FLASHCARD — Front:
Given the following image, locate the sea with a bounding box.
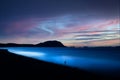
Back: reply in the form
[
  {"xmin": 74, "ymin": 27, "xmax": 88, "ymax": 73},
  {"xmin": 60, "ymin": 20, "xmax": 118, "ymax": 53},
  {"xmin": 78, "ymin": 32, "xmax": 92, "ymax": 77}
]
[{"xmin": 0, "ymin": 47, "xmax": 120, "ymax": 75}]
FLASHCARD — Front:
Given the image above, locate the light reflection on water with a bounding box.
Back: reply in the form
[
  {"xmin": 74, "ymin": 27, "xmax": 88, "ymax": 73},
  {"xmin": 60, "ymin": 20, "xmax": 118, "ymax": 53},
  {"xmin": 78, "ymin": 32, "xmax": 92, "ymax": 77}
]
[
  {"xmin": 1, "ymin": 47, "xmax": 120, "ymax": 74},
  {"xmin": 11, "ymin": 51, "xmax": 46, "ymax": 57}
]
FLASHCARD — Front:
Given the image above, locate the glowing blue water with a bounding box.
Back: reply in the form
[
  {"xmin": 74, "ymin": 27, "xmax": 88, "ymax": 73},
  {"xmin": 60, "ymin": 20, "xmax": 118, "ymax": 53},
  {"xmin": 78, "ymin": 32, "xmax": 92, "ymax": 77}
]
[{"xmin": 1, "ymin": 47, "xmax": 120, "ymax": 74}]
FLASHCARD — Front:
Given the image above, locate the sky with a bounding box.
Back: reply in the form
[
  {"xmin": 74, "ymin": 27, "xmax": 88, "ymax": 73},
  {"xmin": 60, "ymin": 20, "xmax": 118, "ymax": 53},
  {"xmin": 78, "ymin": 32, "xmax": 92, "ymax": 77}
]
[{"xmin": 0, "ymin": 0, "xmax": 120, "ymax": 47}]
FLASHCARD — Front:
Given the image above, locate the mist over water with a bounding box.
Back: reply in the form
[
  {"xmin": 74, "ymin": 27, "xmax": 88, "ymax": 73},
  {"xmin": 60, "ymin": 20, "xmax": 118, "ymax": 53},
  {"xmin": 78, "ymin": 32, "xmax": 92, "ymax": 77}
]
[{"xmin": 1, "ymin": 47, "xmax": 120, "ymax": 74}]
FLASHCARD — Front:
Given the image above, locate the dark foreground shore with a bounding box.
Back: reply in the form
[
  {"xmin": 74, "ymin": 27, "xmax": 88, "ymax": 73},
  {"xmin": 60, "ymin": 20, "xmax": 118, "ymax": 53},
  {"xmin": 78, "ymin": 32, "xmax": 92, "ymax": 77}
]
[{"xmin": 0, "ymin": 49, "xmax": 119, "ymax": 80}]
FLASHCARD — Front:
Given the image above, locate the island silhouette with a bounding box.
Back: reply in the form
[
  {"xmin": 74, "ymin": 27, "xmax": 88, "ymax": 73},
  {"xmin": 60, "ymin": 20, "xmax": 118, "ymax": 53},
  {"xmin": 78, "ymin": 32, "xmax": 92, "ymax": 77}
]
[
  {"xmin": 0, "ymin": 40, "xmax": 65, "ymax": 47},
  {"xmin": 0, "ymin": 40, "xmax": 120, "ymax": 49}
]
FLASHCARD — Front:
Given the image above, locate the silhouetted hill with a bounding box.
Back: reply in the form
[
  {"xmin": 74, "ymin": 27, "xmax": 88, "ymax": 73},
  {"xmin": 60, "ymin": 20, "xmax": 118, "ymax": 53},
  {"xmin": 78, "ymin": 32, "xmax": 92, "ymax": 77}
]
[
  {"xmin": 0, "ymin": 49, "xmax": 107, "ymax": 80},
  {"xmin": 36, "ymin": 40, "xmax": 65, "ymax": 47},
  {"xmin": 0, "ymin": 41, "xmax": 119, "ymax": 49},
  {"xmin": 0, "ymin": 40, "xmax": 65, "ymax": 47}
]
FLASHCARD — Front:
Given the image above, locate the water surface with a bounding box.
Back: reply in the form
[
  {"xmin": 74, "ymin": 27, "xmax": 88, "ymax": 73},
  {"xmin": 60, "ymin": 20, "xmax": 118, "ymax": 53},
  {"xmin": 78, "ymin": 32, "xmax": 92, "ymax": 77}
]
[{"xmin": 1, "ymin": 47, "xmax": 120, "ymax": 75}]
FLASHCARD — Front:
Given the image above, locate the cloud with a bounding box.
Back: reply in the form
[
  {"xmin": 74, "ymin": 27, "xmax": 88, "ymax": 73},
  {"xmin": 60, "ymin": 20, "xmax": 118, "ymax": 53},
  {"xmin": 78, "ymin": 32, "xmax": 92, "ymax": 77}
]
[
  {"xmin": 0, "ymin": 13, "xmax": 119, "ymax": 47},
  {"xmin": 74, "ymin": 38, "xmax": 100, "ymax": 40},
  {"xmin": 57, "ymin": 19, "xmax": 120, "ymax": 46},
  {"xmin": 87, "ymin": 39, "xmax": 120, "ymax": 47}
]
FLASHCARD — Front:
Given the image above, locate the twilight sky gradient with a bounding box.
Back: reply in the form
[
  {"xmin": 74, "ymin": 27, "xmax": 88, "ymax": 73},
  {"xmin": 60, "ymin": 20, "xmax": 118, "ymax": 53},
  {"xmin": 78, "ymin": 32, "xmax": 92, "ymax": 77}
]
[{"xmin": 0, "ymin": 0, "xmax": 120, "ymax": 47}]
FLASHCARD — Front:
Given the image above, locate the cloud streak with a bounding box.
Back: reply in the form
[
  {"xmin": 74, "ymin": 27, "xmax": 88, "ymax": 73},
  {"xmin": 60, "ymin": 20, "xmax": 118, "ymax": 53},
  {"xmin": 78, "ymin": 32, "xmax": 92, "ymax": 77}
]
[{"xmin": 0, "ymin": 15, "xmax": 119, "ymax": 47}]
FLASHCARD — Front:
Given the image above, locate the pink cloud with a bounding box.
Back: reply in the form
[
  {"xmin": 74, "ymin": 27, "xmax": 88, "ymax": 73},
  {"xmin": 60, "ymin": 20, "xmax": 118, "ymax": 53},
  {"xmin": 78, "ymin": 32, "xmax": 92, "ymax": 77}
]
[
  {"xmin": 3, "ymin": 18, "xmax": 44, "ymax": 37},
  {"xmin": 88, "ymin": 39, "xmax": 120, "ymax": 47},
  {"xmin": 95, "ymin": 19, "xmax": 119, "ymax": 29},
  {"xmin": 50, "ymin": 19, "xmax": 119, "ymax": 40}
]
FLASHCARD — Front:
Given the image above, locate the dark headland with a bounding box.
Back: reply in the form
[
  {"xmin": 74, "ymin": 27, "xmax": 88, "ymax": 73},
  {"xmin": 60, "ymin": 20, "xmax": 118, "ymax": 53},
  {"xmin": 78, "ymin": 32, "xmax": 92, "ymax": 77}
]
[
  {"xmin": 0, "ymin": 40, "xmax": 120, "ymax": 49},
  {"xmin": 0, "ymin": 40, "xmax": 65, "ymax": 47},
  {"xmin": 0, "ymin": 49, "xmax": 120, "ymax": 80}
]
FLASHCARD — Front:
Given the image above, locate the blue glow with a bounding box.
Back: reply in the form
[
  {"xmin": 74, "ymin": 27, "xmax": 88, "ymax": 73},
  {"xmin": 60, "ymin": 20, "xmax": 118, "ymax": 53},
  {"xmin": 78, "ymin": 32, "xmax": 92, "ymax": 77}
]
[
  {"xmin": 1, "ymin": 47, "xmax": 120, "ymax": 74},
  {"xmin": 9, "ymin": 50, "xmax": 45, "ymax": 57}
]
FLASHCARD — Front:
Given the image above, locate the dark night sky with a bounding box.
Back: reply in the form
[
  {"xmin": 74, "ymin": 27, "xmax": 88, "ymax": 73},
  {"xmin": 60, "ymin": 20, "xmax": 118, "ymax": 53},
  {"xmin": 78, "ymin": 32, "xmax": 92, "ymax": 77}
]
[{"xmin": 0, "ymin": 0, "xmax": 119, "ymax": 46}]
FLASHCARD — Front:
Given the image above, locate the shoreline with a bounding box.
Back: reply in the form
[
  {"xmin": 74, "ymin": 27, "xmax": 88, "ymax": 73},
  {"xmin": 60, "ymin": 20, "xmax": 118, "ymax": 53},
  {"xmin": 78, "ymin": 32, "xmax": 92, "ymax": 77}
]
[{"xmin": 0, "ymin": 49, "xmax": 119, "ymax": 80}]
